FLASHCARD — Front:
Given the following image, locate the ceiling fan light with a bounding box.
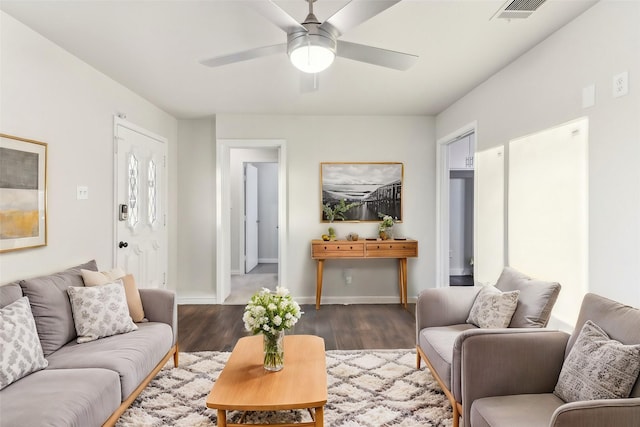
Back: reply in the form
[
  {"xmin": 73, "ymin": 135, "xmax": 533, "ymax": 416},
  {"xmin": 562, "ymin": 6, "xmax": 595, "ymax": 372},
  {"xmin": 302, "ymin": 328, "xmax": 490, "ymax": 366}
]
[
  {"xmin": 288, "ymin": 31, "xmax": 336, "ymax": 74},
  {"xmin": 290, "ymin": 44, "xmax": 335, "ymax": 73}
]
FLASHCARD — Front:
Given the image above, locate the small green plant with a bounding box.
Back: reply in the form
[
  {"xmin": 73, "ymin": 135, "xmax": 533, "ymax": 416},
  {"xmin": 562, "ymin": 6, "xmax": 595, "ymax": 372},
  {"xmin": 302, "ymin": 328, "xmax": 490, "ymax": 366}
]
[
  {"xmin": 377, "ymin": 212, "xmax": 396, "ymax": 231},
  {"xmin": 323, "ymin": 199, "xmax": 360, "ymax": 222}
]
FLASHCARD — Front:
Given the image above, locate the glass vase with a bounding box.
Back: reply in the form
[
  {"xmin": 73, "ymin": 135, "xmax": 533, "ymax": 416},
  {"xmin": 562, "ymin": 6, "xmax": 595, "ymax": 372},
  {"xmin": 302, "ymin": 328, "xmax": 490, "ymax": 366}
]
[
  {"xmin": 263, "ymin": 330, "xmax": 284, "ymax": 372},
  {"xmin": 379, "ymin": 227, "xmax": 393, "ymax": 240}
]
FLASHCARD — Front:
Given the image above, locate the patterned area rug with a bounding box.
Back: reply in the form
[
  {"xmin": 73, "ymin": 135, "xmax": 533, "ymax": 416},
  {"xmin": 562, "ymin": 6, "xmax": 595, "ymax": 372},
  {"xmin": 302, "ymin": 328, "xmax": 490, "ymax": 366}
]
[{"xmin": 117, "ymin": 350, "xmax": 453, "ymax": 426}]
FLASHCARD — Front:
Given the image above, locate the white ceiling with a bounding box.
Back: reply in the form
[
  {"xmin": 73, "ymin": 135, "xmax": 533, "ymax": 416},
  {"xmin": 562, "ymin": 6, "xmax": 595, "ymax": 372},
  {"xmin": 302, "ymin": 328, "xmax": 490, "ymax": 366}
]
[{"xmin": 1, "ymin": 0, "xmax": 598, "ymax": 118}]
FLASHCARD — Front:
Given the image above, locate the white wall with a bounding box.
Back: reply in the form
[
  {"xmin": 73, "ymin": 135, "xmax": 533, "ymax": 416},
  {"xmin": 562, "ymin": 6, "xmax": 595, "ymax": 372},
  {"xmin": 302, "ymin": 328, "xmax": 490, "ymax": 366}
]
[
  {"xmin": 436, "ymin": 1, "xmax": 640, "ymax": 309},
  {"xmin": 217, "ymin": 115, "xmax": 435, "ymax": 304},
  {"xmin": 176, "ymin": 118, "xmax": 216, "ymax": 296},
  {"xmin": 0, "ymin": 12, "xmax": 179, "ymax": 286}
]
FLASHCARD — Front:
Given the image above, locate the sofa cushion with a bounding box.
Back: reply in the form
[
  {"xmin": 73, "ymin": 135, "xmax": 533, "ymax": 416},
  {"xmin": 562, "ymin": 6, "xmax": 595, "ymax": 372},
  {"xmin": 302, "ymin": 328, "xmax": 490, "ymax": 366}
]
[
  {"xmin": 46, "ymin": 322, "xmax": 173, "ymax": 399},
  {"xmin": 0, "ymin": 367, "xmax": 120, "ymax": 427},
  {"xmin": 19, "ymin": 260, "xmax": 98, "ymax": 356},
  {"xmin": 467, "ymin": 285, "xmax": 520, "ymax": 329},
  {"xmin": 419, "ymin": 324, "xmax": 477, "ymax": 390},
  {"xmin": 471, "ymin": 393, "xmax": 564, "ymax": 427},
  {"xmin": 554, "ymin": 320, "xmax": 640, "ymax": 402},
  {"xmin": 67, "ymin": 282, "xmax": 138, "ymax": 343},
  {"xmin": 81, "ymin": 269, "xmax": 146, "ymax": 322},
  {"xmin": 495, "ymin": 267, "xmax": 561, "ymax": 328},
  {"xmin": 0, "ymin": 297, "xmax": 48, "ymax": 389},
  {"xmin": 0, "ymin": 282, "xmax": 23, "ymax": 308}
]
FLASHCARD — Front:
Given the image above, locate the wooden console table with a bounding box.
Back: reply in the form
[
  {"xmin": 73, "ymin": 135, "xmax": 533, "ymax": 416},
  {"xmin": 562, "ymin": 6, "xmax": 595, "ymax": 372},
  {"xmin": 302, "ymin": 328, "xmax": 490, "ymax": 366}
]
[{"xmin": 311, "ymin": 239, "xmax": 418, "ymax": 310}]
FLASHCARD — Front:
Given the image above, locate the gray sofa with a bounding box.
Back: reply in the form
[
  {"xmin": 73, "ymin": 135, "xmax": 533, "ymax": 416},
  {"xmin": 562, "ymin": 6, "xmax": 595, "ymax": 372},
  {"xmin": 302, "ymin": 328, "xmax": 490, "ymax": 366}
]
[
  {"xmin": 468, "ymin": 293, "xmax": 640, "ymax": 426},
  {"xmin": 416, "ymin": 267, "xmax": 561, "ymax": 427},
  {"xmin": 0, "ymin": 260, "xmax": 178, "ymax": 427}
]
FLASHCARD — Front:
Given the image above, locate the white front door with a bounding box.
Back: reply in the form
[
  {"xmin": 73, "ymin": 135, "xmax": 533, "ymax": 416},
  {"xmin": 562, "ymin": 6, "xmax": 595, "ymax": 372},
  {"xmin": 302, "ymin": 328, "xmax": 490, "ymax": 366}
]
[
  {"xmin": 245, "ymin": 163, "xmax": 259, "ymax": 273},
  {"xmin": 115, "ymin": 119, "xmax": 167, "ymax": 289}
]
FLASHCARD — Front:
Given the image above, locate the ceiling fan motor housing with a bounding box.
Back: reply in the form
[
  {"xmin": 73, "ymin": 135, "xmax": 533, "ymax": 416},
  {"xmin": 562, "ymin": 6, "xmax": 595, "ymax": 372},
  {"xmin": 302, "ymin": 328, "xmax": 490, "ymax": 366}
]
[{"xmin": 287, "ymin": 23, "xmax": 337, "ymax": 73}]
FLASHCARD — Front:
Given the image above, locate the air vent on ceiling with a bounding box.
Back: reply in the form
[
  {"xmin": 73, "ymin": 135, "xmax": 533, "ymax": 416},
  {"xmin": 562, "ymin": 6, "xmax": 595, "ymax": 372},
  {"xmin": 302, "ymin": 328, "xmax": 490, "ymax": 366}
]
[{"xmin": 492, "ymin": 0, "xmax": 547, "ymax": 20}]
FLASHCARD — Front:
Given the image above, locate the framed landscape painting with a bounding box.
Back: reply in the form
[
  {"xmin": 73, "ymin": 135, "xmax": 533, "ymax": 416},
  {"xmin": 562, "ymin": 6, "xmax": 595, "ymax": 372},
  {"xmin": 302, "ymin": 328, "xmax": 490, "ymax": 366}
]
[
  {"xmin": 0, "ymin": 134, "xmax": 47, "ymax": 252},
  {"xmin": 321, "ymin": 162, "xmax": 403, "ymax": 222}
]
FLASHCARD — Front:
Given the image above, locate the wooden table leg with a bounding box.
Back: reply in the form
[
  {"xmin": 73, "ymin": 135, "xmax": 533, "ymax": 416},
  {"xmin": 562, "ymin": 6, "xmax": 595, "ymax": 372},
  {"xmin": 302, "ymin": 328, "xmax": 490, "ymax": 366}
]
[
  {"xmin": 316, "ymin": 259, "xmax": 324, "ymax": 310},
  {"xmin": 315, "ymin": 406, "xmax": 324, "ymax": 426},
  {"xmin": 397, "ymin": 259, "xmax": 404, "ymax": 306},
  {"xmin": 401, "ymin": 258, "xmax": 408, "ymax": 309},
  {"xmin": 217, "ymin": 409, "xmax": 227, "ymax": 427}
]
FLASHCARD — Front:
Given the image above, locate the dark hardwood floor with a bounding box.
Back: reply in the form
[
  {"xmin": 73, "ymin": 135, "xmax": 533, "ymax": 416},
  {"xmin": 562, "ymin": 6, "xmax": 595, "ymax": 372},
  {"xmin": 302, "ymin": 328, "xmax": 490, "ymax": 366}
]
[{"xmin": 178, "ymin": 303, "xmax": 416, "ymax": 352}]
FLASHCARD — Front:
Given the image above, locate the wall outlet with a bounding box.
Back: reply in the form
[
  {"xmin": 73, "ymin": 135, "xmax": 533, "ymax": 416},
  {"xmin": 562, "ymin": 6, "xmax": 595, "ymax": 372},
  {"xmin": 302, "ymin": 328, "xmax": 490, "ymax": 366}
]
[
  {"xmin": 343, "ymin": 269, "xmax": 353, "ymax": 285},
  {"xmin": 613, "ymin": 71, "xmax": 628, "ymax": 98},
  {"xmin": 76, "ymin": 185, "xmax": 89, "ymax": 200}
]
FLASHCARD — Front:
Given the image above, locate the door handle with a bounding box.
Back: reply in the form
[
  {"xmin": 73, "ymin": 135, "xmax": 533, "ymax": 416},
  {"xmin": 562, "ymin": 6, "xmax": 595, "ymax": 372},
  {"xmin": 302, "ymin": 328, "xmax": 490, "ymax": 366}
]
[{"xmin": 119, "ymin": 241, "xmax": 129, "ymax": 248}]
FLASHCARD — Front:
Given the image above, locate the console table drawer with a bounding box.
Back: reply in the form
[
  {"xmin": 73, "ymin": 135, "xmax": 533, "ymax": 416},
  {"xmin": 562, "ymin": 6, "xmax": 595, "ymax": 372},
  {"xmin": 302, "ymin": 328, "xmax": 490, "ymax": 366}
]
[
  {"xmin": 312, "ymin": 241, "xmax": 365, "ymax": 258},
  {"xmin": 365, "ymin": 241, "xmax": 418, "ymax": 258}
]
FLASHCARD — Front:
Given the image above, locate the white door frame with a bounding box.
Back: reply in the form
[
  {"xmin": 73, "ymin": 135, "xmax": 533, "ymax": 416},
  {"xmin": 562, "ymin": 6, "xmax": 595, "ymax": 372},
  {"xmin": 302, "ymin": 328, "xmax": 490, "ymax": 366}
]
[
  {"xmin": 216, "ymin": 139, "xmax": 287, "ymax": 303},
  {"xmin": 435, "ymin": 121, "xmax": 477, "ymax": 288}
]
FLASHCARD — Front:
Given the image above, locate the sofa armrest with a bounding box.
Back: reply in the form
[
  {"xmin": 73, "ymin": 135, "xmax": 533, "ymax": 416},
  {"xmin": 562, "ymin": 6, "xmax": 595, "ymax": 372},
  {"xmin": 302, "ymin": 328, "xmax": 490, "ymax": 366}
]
[
  {"xmin": 139, "ymin": 288, "xmax": 177, "ymax": 345},
  {"xmin": 551, "ymin": 398, "xmax": 640, "ymax": 427},
  {"xmin": 415, "ymin": 287, "xmax": 481, "ymax": 337},
  {"xmin": 459, "ymin": 329, "xmax": 569, "ymax": 427}
]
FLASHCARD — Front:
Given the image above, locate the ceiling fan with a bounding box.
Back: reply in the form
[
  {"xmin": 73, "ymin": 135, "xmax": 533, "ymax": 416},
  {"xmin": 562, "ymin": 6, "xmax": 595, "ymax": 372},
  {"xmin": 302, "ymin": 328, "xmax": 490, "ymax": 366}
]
[{"xmin": 200, "ymin": 0, "xmax": 418, "ymax": 76}]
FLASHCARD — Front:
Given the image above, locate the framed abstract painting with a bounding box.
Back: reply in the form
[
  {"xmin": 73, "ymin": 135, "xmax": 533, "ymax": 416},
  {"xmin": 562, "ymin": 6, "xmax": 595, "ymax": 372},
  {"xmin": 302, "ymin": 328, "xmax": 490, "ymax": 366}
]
[{"xmin": 0, "ymin": 134, "xmax": 47, "ymax": 252}]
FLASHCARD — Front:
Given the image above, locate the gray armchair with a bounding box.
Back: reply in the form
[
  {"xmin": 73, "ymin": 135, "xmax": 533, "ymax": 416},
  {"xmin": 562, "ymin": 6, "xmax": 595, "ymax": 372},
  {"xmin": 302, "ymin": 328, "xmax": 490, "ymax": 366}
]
[
  {"xmin": 467, "ymin": 293, "xmax": 640, "ymax": 427},
  {"xmin": 416, "ymin": 267, "xmax": 561, "ymax": 427}
]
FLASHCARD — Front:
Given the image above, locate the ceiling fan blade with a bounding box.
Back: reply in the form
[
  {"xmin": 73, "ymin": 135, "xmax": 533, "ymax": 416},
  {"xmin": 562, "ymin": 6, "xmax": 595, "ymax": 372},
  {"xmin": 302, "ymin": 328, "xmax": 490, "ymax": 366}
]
[
  {"xmin": 320, "ymin": 0, "xmax": 401, "ymax": 38},
  {"xmin": 247, "ymin": 0, "xmax": 307, "ymax": 34},
  {"xmin": 300, "ymin": 73, "xmax": 320, "ymax": 93},
  {"xmin": 200, "ymin": 44, "xmax": 287, "ymax": 68},
  {"xmin": 336, "ymin": 41, "xmax": 418, "ymax": 71}
]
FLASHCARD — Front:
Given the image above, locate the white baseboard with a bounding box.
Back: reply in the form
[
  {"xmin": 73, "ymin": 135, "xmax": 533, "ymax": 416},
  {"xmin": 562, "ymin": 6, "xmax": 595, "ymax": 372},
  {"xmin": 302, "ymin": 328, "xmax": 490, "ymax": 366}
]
[
  {"xmin": 258, "ymin": 258, "xmax": 278, "ymax": 264},
  {"xmin": 450, "ymin": 268, "xmax": 472, "ymax": 276},
  {"xmin": 294, "ymin": 295, "xmax": 417, "ymax": 305},
  {"xmin": 177, "ymin": 294, "xmax": 417, "ymax": 306},
  {"xmin": 177, "ymin": 294, "xmax": 218, "ymax": 305}
]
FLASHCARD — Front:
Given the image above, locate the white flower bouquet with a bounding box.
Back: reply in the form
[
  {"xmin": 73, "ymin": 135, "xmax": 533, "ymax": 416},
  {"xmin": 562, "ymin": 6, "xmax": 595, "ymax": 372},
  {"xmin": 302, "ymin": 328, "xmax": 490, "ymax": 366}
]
[
  {"xmin": 243, "ymin": 286, "xmax": 303, "ymax": 335},
  {"xmin": 243, "ymin": 287, "xmax": 303, "ymax": 370}
]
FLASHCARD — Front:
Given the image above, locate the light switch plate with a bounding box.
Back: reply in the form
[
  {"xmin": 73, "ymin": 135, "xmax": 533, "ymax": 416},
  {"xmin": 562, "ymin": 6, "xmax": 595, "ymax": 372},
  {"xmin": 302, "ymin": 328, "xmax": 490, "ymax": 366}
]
[{"xmin": 582, "ymin": 84, "xmax": 595, "ymax": 108}]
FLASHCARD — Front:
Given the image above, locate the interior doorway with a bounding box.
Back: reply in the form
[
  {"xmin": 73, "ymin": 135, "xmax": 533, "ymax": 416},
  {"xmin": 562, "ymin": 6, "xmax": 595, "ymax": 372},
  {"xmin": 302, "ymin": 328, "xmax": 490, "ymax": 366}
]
[
  {"xmin": 216, "ymin": 140, "xmax": 287, "ymax": 305},
  {"xmin": 436, "ymin": 122, "xmax": 477, "ymax": 287},
  {"xmin": 224, "ymin": 161, "xmax": 280, "ymax": 304}
]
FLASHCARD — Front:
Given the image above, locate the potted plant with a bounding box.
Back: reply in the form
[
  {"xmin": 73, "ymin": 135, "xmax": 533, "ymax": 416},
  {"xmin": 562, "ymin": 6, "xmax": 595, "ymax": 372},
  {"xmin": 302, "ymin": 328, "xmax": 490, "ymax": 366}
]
[
  {"xmin": 377, "ymin": 213, "xmax": 396, "ymax": 240},
  {"xmin": 322, "ymin": 199, "xmax": 359, "ymax": 240}
]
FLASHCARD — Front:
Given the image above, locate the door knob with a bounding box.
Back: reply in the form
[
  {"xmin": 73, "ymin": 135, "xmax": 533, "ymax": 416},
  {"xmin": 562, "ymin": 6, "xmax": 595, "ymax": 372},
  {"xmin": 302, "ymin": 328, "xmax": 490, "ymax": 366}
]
[{"xmin": 119, "ymin": 241, "xmax": 129, "ymax": 248}]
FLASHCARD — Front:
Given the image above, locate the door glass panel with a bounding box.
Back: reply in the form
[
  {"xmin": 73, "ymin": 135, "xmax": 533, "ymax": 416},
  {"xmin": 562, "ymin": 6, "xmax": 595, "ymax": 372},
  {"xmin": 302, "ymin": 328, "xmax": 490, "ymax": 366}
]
[
  {"xmin": 148, "ymin": 158, "xmax": 157, "ymax": 226},
  {"xmin": 128, "ymin": 152, "xmax": 139, "ymax": 228}
]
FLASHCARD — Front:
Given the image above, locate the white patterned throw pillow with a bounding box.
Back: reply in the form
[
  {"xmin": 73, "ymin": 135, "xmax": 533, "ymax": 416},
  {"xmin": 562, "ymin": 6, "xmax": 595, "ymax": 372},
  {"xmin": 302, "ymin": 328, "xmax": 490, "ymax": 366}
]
[
  {"xmin": 467, "ymin": 285, "xmax": 520, "ymax": 328},
  {"xmin": 67, "ymin": 282, "xmax": 138, "ymax": 343},
  {"xmin": 0, "ymin": 297, "xmax": 49, "ymax": 389},
  {"xmin": 554, "ymin": 320, "xmax": 640, "ymax": 402}
]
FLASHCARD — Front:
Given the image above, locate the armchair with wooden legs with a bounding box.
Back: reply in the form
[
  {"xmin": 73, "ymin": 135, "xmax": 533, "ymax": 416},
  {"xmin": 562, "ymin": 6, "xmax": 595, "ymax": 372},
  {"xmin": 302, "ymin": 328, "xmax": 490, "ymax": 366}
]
[{"xmin": 415, "ymin": 267, "xmax": 561, "ymax": 427}]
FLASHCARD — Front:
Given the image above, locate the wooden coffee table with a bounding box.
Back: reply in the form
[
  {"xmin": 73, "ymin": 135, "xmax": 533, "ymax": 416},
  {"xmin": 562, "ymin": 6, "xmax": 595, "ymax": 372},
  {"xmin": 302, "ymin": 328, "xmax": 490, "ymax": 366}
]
[{"xmin": 206, "ymin": 335, "xmax": 327, "ymax": 427}]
